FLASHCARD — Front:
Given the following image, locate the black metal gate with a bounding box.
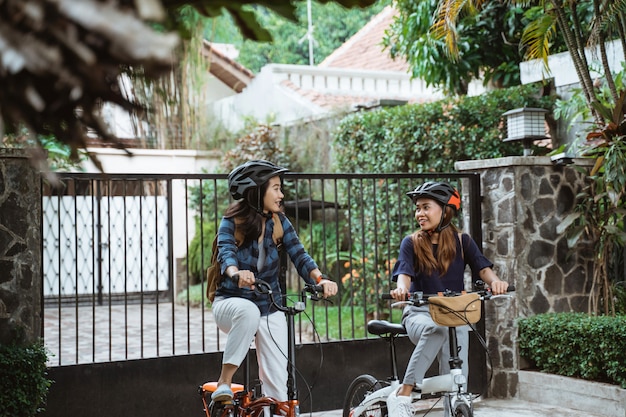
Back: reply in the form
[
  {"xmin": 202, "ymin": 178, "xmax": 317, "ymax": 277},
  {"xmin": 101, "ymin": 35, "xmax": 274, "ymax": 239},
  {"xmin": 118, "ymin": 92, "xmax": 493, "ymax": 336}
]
[{"xmin": 41, "ymin": 171, "xmax": 484, "ymax": 417}]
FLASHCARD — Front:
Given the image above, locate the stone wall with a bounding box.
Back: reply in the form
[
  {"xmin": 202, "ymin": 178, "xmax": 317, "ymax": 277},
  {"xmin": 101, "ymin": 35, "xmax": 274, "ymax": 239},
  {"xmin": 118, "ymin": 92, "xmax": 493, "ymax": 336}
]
[
  {"xmin": 0, "ymin": 148, "xmax": 42, "ymax": 344},
  {"xmin": 456, "ymin": 156, "xmax": 595, "ymax": 398}
]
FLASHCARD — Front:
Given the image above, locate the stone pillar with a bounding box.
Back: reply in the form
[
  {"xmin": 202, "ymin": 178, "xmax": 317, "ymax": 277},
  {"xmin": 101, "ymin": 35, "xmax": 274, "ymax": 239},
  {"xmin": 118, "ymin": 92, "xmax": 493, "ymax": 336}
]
[
  {"xmin": 456, "ymin": 156, "xmax": 594, "ymax": 398},
  {"xmin": 0, "ymin": 148, "xmax": 42, "ymax": 344}
]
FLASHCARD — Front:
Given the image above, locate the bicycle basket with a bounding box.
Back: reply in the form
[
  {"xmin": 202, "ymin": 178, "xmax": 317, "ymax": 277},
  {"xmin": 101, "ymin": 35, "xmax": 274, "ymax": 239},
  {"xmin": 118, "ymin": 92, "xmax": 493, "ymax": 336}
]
[{"xmin": 428, "ymin": 293, "xmax": 481, "ymax": 326}]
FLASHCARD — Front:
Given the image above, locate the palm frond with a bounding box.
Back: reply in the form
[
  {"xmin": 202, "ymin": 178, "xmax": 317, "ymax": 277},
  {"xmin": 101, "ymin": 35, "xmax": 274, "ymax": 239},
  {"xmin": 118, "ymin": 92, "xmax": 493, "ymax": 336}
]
[
  {"xmin": 596, "ymin": 0, "xmax": 626, "ymax": 37},
  {"xmin": 520, "ymin": 12, "xmax": 555, "ymax": 67},
  {"xmin": 431, "ymin": 0, "xmax": 469, "ymax": 58}
]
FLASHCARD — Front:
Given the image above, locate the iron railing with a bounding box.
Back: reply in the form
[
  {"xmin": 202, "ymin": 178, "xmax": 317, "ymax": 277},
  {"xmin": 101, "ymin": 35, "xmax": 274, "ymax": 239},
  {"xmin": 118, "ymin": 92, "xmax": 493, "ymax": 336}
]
[{"xmin": 42, "ymin": 172, "xmax": 482, "ymax": 366}]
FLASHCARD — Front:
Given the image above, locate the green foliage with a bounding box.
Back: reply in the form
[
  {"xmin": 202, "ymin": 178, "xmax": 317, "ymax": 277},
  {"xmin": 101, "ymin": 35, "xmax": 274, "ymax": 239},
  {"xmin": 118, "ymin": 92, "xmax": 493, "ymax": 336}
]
[
  {"xmin": 333, "ymin": 83, "xmax": 555, "ymax": 173},
  {"xmin": 303, "ymin": 301, "xmax": 403, "ymax": 340},
  {"xmin": 556, "ymin": 67, "xmax": 626, "ymax": 315},
  {"xmin": 297, "ymin": 220, "xmax": 346, "ymax": 270},
  {"xmin": 222, "ymin": 124, "xmax": 296, "ymax": 172},
  {"xmin": 205, "ymin": 1, "xmax": 388, "ymax": 72},
  {"xmin": 296, "ymin": 219, "xmax": 393, "ymax": 314},
  {"xmin": 385, "ymin": 0, "xmax": 526, "ymax": 95},
  {"xmin": 176, "ymin": 279, "xmax": 210, "ymax": 307},
  {"xmin": 183, "ymin": 176, "xmax": 230, "ymax": 288},
  {"xmin": 2, "ymin": 130, "xmax": 86, "ymax": 171},
  {"xmin": 167, "ymin": 0, "xmax": 380, "ymax": 42},
  {"xmin": 518, "ymin": 313, "xmax": 626, "ymax": 388},
  {"xmin": 614, "ymin": 283, "xmax": 626, "ymax": 316},
  {"xmin": 0, "ymin": 341, "xmax": 52, "ymax": 417},
  {"xmin": 185, "ymin": 220, "xmax": 219, "ymax": 285}
]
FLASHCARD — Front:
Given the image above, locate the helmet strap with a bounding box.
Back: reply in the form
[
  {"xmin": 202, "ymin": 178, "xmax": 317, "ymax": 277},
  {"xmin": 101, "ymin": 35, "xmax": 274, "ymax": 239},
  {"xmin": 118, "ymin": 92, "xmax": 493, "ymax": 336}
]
[
  {"xmin": 435, "ymin": 205, "xmax": 452, "ymax": 232},
  {"xmin": 253, "ymin": 189, "xmax": 272, "ymax": 219}
]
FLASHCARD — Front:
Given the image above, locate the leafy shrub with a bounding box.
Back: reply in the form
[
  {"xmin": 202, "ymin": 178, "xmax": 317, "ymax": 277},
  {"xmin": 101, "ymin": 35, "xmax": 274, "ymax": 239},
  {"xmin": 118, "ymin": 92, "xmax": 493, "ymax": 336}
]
[
  {"xmin": 185, "ymin": 220, "xmax": 219, "ymax": 285},
  {"xmin": 0, "ymin": 340, "xmax": 52, "ymax": 417},
  {"xmin": 333, "ymin": 82, "xmax": 555, "ymax": 173},
  {"xmin": 518, "ymin": 313, "xmax": 626, "ymax": 388}
]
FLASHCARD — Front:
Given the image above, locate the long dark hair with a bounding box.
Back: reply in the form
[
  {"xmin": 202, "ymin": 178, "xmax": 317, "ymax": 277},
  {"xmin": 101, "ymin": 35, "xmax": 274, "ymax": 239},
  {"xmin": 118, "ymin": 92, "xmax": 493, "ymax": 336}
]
[
  {"xmin": 411, "ymin": 205, "xmax": 459, "ymax": 276},
  {"xmin": 224, "ymin": 180, "xmax": 272, "ymax": 243}
]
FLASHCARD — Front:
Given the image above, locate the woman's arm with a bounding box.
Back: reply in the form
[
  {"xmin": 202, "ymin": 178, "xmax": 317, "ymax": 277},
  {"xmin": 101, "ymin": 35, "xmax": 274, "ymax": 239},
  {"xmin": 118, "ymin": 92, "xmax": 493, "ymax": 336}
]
[
  {"xmin": 309, "ymin": 270, "xmax": 338, "ymax": 298},
  {"xmin": 390, "ymin": 274, "xmax": 411, "ymax": 300},
  {"xmin": 478, "ymin": 268, "xmax": 509, "ymax": 295},
  {"xmin": 217, "ymin": 217, "xmax": 255, "ymax": 288}
]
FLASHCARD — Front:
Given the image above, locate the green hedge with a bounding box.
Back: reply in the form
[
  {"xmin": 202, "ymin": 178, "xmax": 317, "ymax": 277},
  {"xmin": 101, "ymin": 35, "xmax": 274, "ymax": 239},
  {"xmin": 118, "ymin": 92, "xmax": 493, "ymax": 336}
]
[
  {"xmin": 518, "ymin": 313, "xmax": 626, "ymax": 389},
  {"xmin": 0, "ymin": 340, "xmax": 52, "ymax": 417},
  {"xmin": 334, "ymin": 82, "xmax": 555, "ymax": 173}
]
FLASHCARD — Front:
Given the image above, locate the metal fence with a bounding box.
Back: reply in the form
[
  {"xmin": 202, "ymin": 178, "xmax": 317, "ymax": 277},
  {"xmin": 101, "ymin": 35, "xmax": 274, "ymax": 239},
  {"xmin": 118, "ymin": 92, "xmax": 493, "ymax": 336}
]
[{"xmin": 42, "ymin": 172, "xmax": 482, "ymax": 366}]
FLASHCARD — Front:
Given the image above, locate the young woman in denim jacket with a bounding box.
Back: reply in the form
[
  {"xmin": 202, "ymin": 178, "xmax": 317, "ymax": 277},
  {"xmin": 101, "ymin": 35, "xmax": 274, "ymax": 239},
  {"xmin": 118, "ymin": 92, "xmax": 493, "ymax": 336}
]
[{"xmin": 210, "ymin": 160, "xmax": 337, "ymax": 403}]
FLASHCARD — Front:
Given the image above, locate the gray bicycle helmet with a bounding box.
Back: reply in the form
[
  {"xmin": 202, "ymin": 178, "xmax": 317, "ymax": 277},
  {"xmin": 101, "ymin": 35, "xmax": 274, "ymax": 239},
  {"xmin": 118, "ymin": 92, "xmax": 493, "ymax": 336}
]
[
  {"xmin": 228, "ymin": 160, "xmax": 289, "ymax": 201},
  {"xmin": 407, "ymin": 182, "xmax": 461, "ymax": 232}
]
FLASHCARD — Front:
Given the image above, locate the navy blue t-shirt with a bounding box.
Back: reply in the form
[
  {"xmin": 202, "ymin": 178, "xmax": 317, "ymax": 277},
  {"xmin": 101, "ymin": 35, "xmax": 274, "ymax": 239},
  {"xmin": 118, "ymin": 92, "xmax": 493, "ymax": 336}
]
[{"xmin": 391, "ymin": 233, "xmax": 493, "ymax": 294}]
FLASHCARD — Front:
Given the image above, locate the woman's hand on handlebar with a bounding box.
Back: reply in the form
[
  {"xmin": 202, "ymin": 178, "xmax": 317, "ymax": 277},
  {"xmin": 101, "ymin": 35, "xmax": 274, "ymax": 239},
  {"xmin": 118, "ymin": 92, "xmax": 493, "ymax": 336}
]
[
  {"xmin": 390, "ymin": 274, "xmax": 411, "ymax": 300},
  {"xmin": 479, "ymin": 268, "xmax": 511, "ymax": 295},
  {"xmin": 389, "ymin": 287, "xmax": 408, "ymax": 300},
  {"xmin": 318, "ymin": 279, "xmax": 338, "ymax": 298},
  {"xmin": 232, "ymin": 270, "xmax": 256, "ymax": 288},
  {"xmin": 489, "ymin": 280, "xmax": 511, "ymax": 295}
]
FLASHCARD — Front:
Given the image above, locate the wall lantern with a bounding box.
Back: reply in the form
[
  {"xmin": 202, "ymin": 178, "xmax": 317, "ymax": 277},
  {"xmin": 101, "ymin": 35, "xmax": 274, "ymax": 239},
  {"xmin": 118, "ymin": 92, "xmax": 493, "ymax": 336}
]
[{"xmin": 502, "ymin": 107, "xmax": 548, "ymax": 156}]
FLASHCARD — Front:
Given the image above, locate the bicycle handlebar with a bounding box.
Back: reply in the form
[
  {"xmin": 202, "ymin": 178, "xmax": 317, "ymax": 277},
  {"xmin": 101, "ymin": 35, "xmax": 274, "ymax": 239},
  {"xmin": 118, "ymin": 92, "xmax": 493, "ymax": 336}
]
[
  {"xmin": 229, "ymin": 274, "xmax": 325, "ymax": 313},
  {"xmin": 382, "ymin": 280, "xmax": 515, "ymax": 303}
]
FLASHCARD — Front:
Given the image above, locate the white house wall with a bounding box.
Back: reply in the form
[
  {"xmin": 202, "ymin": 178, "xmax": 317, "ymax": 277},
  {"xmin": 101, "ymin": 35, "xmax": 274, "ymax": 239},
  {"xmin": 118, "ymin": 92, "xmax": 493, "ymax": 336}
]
[
  {"xmin": 205, "ymin": 75, "xmax": 239, "ymax": 102},
  {"xmin": 519, "ymin": 39, "xmax": 625, "ymax": 150},
  {"xmin": 520, "ymin": 39, "xmax": 625, "ymax": 87},
  {"xmin": 80, "ymin": 148, "xmax": 219, "ymax": 174},
  {"xmin": 211, "ymin": 65, "xmax": 321, "ymax": 131},
  {"xmin": 211, "ymin": 63, "xmax": 445, "ymax": 132}
]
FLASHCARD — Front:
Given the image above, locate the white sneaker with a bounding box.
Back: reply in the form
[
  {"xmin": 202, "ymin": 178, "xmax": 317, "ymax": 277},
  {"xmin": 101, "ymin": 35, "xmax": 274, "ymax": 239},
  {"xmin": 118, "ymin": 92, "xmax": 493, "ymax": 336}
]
[{"xmin": 386, "ymin": 389, "xmax": 413, "ymax": 417}]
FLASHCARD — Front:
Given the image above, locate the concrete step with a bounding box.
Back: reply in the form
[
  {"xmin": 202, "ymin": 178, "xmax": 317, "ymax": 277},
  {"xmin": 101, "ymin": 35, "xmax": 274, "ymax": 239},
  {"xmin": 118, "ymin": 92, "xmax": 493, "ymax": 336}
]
[{"xmin": 519, "ymin": 370, "xmax": 626, "ymax": 417}]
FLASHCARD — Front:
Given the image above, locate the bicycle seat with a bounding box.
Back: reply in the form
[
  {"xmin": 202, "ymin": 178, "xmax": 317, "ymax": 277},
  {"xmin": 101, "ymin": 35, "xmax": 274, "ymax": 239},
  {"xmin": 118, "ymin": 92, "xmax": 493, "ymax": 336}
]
[
  {"xmin": 201, "ymin": 382, "xmax": 245, "ymax": 394},
  {"xmin": 367, "ymin": 320, "xmax": 407, "ymax": 336}
]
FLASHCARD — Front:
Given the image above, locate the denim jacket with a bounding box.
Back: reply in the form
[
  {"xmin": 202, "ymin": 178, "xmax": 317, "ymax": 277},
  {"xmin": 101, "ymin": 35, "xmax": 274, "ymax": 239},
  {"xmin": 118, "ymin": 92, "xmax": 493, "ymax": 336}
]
[{"xmin": 215, "ymin": 212, "xmax": 319, "ymax": 315}]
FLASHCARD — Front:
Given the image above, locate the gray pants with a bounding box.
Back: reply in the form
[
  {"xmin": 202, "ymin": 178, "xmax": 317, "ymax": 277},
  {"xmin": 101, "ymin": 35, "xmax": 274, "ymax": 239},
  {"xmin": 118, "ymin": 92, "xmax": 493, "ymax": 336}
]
[
  {"xmin": 401, "ymin": 305, "xmax": 469, "ymax": 388},
  {"xmin": 213, "ymin": 297, "xmax": 289, "ymax": 401}
]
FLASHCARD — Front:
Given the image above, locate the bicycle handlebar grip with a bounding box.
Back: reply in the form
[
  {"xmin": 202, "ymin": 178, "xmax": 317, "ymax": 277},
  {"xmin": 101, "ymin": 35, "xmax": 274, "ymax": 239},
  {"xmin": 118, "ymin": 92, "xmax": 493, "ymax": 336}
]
[
  {"xmin": 381, "ymin": 293, "xmax": 412, "ymax": 301},
  {"xmin": 230, "ymin": 273, "xmax": 240, "ymax": 285},
  {"xmin": 507, "ymin": 285, "xmax": 516, "ymax": 292},
  {"xmin": 308, "ymin": 284, "xmax": 324, "ymax": 294}
]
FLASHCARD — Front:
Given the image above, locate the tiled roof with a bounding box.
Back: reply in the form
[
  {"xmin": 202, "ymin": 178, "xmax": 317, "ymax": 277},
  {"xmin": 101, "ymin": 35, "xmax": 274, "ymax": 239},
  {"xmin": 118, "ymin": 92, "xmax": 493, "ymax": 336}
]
[
  {"xmin": 202, "ymin": 41, "xmax": 254, "ymax": 93},
  {"xmin": 280, "ymin": 79, "xmax": 379, "ymax": 111},
  {"xmin": 319, "ymin": 6, "xmax": 409, "ymax": 73},
  {"xmin": 209, "ymin": 7, "xmax": 441, "ymax": 130}
]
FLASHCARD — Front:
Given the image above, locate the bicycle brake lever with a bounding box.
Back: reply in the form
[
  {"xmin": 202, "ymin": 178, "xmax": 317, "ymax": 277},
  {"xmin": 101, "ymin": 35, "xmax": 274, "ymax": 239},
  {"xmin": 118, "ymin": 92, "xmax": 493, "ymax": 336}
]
[
  {"xmin": 308, "ymin": 293, "xmax": 322, "ymax": 302},
  {"xmin": 253, "ymin": 279, "xmax": 272, "ymax": 295},
  {"xmin": 304, "ymin": 284, "xmax": 325, "ymax": 300}
]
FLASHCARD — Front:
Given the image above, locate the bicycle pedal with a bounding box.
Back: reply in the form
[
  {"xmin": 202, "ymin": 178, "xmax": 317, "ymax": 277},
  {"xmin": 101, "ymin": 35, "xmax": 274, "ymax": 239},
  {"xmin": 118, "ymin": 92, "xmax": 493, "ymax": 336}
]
[{"xmin": 209, "ymin": 399, "xmax": 235, "ymax": 416}]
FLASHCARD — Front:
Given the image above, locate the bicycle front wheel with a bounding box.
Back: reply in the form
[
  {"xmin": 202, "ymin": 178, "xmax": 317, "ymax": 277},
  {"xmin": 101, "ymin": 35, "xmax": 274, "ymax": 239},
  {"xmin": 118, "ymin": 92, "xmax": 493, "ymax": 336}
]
[
  {"xmin": 453, "ymin": 402, "xmax": 472, "ymax": 417},
  {"xmin": 342, "ymin": 374, "xmax": 388, "ymax": 417}
]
